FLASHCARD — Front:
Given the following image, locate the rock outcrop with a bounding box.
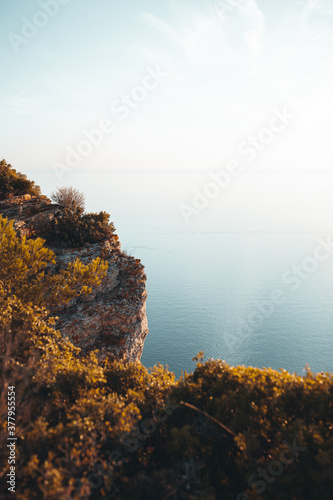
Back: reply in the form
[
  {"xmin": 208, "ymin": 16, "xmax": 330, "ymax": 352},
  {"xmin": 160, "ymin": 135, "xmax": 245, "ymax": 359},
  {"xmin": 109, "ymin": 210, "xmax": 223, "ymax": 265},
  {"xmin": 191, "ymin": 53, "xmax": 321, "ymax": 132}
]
[{"xmin": 0, "ymin": 194, "xmax": 149, "ymax": 362}]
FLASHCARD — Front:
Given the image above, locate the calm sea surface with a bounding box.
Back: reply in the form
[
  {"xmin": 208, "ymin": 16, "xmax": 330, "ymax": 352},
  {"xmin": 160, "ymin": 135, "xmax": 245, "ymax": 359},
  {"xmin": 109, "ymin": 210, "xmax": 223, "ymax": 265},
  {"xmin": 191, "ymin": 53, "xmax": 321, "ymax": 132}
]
[{"xmin": 115, "ymin": 215, "xmax": 333, "ymax": 377}]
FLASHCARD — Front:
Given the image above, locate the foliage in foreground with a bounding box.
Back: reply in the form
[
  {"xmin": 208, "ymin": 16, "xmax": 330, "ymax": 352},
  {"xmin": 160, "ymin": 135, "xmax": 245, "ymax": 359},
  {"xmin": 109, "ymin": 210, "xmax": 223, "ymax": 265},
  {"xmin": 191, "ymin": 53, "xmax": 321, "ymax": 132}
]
[{"xmin": 0, "ymin": 160, "xmax": 41, "ymax": 199}]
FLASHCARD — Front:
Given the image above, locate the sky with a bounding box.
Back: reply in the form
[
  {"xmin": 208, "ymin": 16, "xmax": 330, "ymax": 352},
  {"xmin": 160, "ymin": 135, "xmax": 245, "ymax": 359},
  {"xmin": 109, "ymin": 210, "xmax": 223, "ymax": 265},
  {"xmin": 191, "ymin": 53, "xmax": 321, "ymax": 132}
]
[{"xmin": 1, "ymin": 0, "xmax": 333, "ymax": 227}]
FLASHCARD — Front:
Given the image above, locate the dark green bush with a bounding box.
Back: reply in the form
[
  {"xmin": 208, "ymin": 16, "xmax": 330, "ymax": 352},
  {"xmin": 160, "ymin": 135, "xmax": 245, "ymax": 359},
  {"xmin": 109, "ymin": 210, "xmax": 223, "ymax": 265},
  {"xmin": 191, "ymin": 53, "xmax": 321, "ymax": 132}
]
[
  {"xmin": 46, "ymin": 208, "xmax": 116, "ymax": 247},
  {"xmin": 45, "ymin": 186, "xmax": 115, "ymax": 247},
  {"xmin": 0, "ymin": 159, "xmax": 41, "ymax": 199}
]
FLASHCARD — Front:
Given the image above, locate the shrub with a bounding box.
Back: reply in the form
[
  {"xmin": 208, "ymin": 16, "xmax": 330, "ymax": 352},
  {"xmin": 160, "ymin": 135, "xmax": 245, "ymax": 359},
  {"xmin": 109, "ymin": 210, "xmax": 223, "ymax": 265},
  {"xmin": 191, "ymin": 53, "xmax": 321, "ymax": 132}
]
[
  {"xmin": 0, "ymin": 159, "xmax": 41, "ymax": 199},
  {"xmin": 46, "ymin": 206, "xmax": 116, "ymax": 248},
  {"xmin": 77, "ymin": 211, "xmax": 116, "ymax": 244},
  {"xmin": 51, "ymin": 186, "xmax": 85, "ymax": 214}
]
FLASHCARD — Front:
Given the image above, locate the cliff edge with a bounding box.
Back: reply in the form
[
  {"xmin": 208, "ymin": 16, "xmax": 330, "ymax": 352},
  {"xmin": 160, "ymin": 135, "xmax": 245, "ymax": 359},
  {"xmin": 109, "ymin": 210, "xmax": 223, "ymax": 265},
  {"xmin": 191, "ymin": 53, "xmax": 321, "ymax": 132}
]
[{"xmin": 0, "ymin": 194, "xmax": 149, "ymax": 362}]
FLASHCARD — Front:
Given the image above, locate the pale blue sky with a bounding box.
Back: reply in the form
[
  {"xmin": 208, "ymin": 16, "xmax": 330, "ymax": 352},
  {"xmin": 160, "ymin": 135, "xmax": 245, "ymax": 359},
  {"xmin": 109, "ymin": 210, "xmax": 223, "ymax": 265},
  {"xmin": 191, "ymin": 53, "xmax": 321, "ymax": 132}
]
[{"xmin": 1, "ymin": 0, "xmax": 333, "ymax": 224}]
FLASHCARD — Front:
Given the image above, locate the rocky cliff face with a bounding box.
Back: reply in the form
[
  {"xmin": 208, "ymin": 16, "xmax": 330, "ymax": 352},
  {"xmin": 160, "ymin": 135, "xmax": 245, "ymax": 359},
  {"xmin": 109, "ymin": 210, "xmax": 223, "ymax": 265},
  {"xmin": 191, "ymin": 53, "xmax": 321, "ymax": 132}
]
[{"xmin": 0, "ymin": 194, "xmax": 149, "ymax": 362}]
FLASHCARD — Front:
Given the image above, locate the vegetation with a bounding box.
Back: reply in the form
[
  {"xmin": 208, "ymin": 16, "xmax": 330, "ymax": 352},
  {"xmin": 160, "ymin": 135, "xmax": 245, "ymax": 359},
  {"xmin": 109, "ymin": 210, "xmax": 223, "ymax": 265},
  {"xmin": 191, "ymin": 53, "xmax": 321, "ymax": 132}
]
[
  {"xmin": 0, "ymin": 174, "xmax": 332, "ymax": 499},
  {"xmin": 47, "ymin": 186, "xmax": 116, "ymax": 248},
  {"xmin": 0, "ymin": 159, "xmax": 116, "ymax": 248},
  {"xmin": 51, "ymin": 186, "xmax": 86, "ymax": 213},
  {"xmin": 1, "ymin": 304, "xmax": 332, "ymax": 499},
  {"xmin": 0, "ymin": 159, "xmax": 41, "ymax": 199},
  {"xmin": 48, "ymin": 209, "xmax": 116, "ymax": 248},
  {"xmin": 0, "ymin": 215, "xmax": 108, "ymax": 309}
]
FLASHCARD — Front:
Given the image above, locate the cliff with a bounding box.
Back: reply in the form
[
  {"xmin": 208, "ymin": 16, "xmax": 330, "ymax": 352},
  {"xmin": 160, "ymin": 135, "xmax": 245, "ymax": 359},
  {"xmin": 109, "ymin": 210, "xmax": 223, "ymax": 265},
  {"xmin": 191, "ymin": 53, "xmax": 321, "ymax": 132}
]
[{"xmin": 0, "ymin": 194, "xmax": 148, "ymax": 362}]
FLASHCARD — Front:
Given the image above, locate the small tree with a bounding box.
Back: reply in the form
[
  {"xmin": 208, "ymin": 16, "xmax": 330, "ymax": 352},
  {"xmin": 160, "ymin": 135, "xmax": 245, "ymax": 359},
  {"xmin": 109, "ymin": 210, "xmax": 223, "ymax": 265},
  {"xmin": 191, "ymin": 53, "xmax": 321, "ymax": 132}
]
[{"xmin": 51, "ymin": 186, "xmax": 85, "ymax": 214}]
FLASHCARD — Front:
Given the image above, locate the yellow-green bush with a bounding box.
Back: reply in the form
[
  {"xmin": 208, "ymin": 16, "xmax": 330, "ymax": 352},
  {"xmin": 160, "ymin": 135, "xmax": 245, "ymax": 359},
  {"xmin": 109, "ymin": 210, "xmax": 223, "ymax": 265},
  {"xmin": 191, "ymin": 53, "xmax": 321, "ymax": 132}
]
[{"xmin": 0, "ymin": 215, "xmax": 108, "ymax": 308}]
